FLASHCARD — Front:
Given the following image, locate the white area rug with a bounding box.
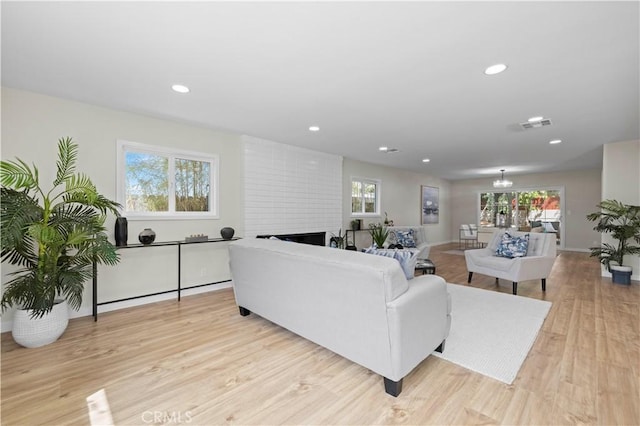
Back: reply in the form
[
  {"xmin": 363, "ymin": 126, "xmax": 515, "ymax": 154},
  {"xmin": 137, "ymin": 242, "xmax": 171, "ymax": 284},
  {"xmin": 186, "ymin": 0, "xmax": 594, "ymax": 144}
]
[{"xmin": 432, "ymin": 283, "xmax": 552, "ymax": 384}]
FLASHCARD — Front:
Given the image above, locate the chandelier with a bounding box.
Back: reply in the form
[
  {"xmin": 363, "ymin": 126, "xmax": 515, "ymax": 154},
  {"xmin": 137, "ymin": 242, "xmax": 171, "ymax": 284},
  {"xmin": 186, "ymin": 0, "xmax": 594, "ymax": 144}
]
[{"xmin": 493, "ymin": 169, "xmax": 513, "ymax": 188}]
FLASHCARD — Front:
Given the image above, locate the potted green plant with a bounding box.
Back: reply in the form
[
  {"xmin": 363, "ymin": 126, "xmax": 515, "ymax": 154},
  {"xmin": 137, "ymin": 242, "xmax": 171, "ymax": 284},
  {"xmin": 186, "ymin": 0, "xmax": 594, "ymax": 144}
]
[
  {"xmin": 369, "ymin": 223, "xmax": 389, "ymax": 248},
  {"xmin": 1, "ymin": 137, "xmax": 121, "ymax": 347},
  {"xmin": 350, "ymin": 219, "xmax": 361, "ymax": 231},
  {"xmin": 330, "ymin": 229, "xmax": 345, "ymax": 249},
  {"xmin": 586, "ymin": 199, "xmax": 640, "ymax": 285}
]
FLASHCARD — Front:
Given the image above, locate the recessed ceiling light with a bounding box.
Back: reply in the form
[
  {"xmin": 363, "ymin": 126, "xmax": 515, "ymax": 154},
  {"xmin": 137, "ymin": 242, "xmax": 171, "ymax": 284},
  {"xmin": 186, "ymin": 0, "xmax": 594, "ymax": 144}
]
[
  {"xmin": 422, "ymin": 158, "xmax": 430, "ymax": 163},
  {"xmin": 379, "ymin": 147, "xmax": 399, "ymax": 153},
  {"xmin": 171, "ymin": 84, "xmax": 190, "ymax": 93},
  {"xmin": 549, "ymin": 139, "xmax": 562, "ymax": 145},
  {"xmin": 528, "ymin": 116, "xmax": 544, "ymax": 122},
  {"xmin": 309, "ymin": 126, "xmax": 320, "ymax": 132},
  {"xmin": 484, "ymin": 63, "xmax": 507, "ymax": 75}
]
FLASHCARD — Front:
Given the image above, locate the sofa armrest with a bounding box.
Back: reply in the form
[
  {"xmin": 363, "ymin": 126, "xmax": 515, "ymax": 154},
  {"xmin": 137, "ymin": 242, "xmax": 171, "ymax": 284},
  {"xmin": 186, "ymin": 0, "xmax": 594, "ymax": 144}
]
[
  {"xmin": 385, "ymin": 275, "xmax": 450, "ymax": 380},
  {"xmin": 415, "ymin": 242, "xmax": 430, "ymax": 259}
]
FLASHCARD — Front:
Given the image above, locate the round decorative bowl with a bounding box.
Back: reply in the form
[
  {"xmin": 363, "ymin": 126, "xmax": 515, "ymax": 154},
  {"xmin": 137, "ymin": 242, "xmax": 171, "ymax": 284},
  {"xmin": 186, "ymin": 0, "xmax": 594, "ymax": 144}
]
[
  {"xmin": 138, "ymin": 228, "xmax": 156, "ymax": 245},
  {"xmin": 220, "ymin": 227, "xmax": 235, "ymax": 240}
]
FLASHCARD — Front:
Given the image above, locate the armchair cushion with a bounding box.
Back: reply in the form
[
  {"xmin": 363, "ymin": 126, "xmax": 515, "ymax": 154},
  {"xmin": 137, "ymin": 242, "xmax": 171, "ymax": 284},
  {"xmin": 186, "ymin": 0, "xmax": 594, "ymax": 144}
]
[{"xmin": 495, "ymin": 233, "xmax": 529, "ymax": 259}]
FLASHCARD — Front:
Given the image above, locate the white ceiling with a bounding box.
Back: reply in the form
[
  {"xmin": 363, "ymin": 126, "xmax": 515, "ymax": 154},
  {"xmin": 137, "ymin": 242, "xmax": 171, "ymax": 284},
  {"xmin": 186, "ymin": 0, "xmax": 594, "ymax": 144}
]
[{"xmin": 2, "ymin": 1, "xmax": 638, "ymax": 180}]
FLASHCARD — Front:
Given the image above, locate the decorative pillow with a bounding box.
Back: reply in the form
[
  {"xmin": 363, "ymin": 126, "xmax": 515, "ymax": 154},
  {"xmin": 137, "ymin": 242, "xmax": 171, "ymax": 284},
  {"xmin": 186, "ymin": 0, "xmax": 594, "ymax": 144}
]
[
  {"xmin": 363, "ymin": 246, "xmax": 417, "ymax": 280},
  {"xmin": 495, "ymin": 233, "xmax": 529, "ymax": 259},
  {"xmin": 394, "ymin": 230, "xmax": 417, "ymax": 248}
]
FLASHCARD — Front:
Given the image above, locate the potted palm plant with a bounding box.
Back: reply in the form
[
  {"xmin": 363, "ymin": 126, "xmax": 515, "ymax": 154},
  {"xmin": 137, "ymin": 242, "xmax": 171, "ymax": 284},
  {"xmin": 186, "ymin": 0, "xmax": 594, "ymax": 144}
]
[
  {"xmin": 586, "ymin": 199, "xmax": 640, "ymax": 285},
  {"xmin": 1, "ymin": 137, "xmax": 121, "ymax": 347}
]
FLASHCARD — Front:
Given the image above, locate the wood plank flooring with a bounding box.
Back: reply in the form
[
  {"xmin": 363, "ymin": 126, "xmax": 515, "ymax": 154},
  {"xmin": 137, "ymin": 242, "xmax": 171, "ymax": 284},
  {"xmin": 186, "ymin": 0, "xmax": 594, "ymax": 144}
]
[{"xmin": 2, "ymin": 244, "xmax": 638, "ymax": 425}]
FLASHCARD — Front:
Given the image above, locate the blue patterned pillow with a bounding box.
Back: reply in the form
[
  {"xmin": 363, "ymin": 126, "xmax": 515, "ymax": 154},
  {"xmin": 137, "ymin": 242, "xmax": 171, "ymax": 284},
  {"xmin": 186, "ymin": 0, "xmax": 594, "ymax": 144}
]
[
  {"xmin": 394, "ymin": 230, "xmax": 417, "ymax": 248},
  {"xmin": 495, "ymin": 233, "xmax": 529, "ymax": 258},
  {"xmin": 363, "ymin": 247, "xmax": 417, "ymax": 280}
]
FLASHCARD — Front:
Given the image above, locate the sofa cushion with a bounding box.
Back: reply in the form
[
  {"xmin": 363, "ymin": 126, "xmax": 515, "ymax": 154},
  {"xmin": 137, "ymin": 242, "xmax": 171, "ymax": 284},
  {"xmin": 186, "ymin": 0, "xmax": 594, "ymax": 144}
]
[{"xmin": 495, "ymin": 233, "xmax": 529, "ymax": 258}]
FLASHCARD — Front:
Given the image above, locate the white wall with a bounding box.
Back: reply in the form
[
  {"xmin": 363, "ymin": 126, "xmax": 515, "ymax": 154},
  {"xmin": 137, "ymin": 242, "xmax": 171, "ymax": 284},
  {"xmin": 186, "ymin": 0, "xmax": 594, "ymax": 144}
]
[
  {"xmin": 602, "ymin": 139, "xmax": 640, "ymax": 281},
  {"xmin": 450, "ymin": 169, "xmax": 602, "ymax": 251},
  {"xmin": 342, "ymin": 158, "xmax": 451, "ymax": 249},
  {"xmin": 1, "ymin": 88, "xmax": 244, "ymax": 329},
  {"xmin": 243, "ymin": 135, "xmax": 342, "ymax": 240}
]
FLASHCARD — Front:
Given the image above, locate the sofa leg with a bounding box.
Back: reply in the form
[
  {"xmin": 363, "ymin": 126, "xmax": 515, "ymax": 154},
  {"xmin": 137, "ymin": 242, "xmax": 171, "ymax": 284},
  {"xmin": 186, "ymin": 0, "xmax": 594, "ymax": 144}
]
[
  {"xmin": 542, "ymin": 278, "xmax": 546, "ymax": 292},
  {"xmin": 495, "ymin": 277, "xmax": 499, "ymax": 285},
  {"xmin": 384, "ymin": 377, "xmax": 403, "ymax": 397},
  {"xmin": 467, "ymin": 272, "xmax": 473, "ymax": 283},
  {"xmin": 512, "ymin": 282, "xmax": 518, "ymax": 295},
  {"xmin": 435, "ymin": 340, "xmax": 445, "ymax": 353},
  {"xmin": 238, "ymin": 306, "xmax": 251, "ymax": 316}
]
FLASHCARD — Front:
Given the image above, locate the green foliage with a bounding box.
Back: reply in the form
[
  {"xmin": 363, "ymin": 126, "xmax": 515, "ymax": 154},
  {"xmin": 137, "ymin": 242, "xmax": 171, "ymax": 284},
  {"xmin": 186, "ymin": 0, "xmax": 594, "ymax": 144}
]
[
  {"xmin": 330, "ymin": 229, "xmax": 345, "ymax": 249},
  {"xmin": 1, "ymin": 137, "xmax": 121, "ymax": 318},
  {"xmin": 586, "ymin": 200, "xmax": 640, "ymax": 270},
  {"xmin": 369, "ymin": 223, "xmax": 389, "ymax": 248}
]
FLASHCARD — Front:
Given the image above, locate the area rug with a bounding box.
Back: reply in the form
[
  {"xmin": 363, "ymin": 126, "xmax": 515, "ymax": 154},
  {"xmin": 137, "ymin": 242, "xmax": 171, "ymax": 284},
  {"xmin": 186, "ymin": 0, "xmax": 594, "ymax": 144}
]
[
  {"xmin": 442, "ymin": 249, "xmax": 465, "ymax": 255},
  {"xmin": 432, "ymin": 283, "xmax": 552, "ymax": 384}
]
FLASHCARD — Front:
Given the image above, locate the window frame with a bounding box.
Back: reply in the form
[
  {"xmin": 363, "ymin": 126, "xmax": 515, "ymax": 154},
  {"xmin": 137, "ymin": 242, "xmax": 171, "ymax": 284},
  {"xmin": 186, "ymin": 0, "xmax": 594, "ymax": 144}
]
[
  {"xmin": 350, "ymin": 176, "xmax": 381, "ymax": 217},
  {"xmin": 116, "ymin": 140, "xmax": 219, "ymax": 220}
]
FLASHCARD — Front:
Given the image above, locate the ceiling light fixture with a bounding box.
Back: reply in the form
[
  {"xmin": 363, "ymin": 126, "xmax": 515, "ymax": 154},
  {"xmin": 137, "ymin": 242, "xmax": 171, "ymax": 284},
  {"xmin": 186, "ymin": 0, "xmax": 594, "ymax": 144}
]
[
  {"xmin": 528, "ymin": 116, "xmax": 544, "ymax": 122},
  {"xmin": 549, "ymin": 139, "xmax": 562, "ymax": 145},
  {"xmin": 171, "ymin": 84, "xmax": 190, "ymax": 93},
  {"xmin": 379, "ymin": 146, "xmax": 399, "ymax": 153},
  {"xmin": 422, "ymin": 158, "xmax": 430, "ymax": 163},
  {"xmin": 309, "ymin": 126, "xmax": 320, "ymax": 132},
  {"xmin": 484, "ymin": 63, "xmax": 508, "ymax": 75},
  {"xmin": 493, "ymin": 169, "xmax": 513, "ymax": 188}
]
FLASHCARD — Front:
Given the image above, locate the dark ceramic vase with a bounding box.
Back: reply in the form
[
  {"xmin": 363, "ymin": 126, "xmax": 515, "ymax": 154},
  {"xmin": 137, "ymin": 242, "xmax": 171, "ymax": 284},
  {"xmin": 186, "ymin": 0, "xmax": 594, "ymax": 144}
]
[
  {"xmin": 138, "ymin": 228, "xmax": 156, "ymax": 245},
  {"xmin": 114, "ymin": 217, "xmax": 128, "ymax": 247},
  {"xmin": 220, "ymin": 227, "xmax": 235, "ymax": 240}
]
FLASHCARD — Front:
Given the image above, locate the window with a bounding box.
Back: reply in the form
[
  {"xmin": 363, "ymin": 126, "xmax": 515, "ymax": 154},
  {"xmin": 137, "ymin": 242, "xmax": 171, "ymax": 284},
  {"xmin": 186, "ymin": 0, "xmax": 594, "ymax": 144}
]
[
  {"xmin": 117, "ymin": 140, "xmax": 219, "ymax": 219},
  {"xmin": 478, "ymin": 188, "xmax": 563, "ymax": 246},
  {"xmin": 351, "ymin": 177, "xmax": 380, "ymax": 216}
]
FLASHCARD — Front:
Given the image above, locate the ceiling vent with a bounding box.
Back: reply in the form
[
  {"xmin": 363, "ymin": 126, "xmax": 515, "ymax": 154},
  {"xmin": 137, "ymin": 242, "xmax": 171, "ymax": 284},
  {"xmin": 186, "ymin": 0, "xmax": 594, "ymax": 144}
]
[{"xmin": 520, "ymin": 118, "xmax": 553, "ymax": 129}]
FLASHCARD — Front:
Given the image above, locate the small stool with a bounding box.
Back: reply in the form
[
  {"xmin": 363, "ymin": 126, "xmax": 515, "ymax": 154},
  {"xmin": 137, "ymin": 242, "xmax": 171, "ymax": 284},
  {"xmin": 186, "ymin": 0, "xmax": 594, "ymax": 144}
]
[{"xmin": 415, "ymin": 259, "xmax": 436, "ymax": 275}]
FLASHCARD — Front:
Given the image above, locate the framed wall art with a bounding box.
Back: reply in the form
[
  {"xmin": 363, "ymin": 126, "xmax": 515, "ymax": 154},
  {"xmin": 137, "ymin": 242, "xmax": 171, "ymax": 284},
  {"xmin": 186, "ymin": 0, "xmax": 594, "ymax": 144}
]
[{"xmin": 421, "ymin": 186, "xmax": 439, "ymax": 224}]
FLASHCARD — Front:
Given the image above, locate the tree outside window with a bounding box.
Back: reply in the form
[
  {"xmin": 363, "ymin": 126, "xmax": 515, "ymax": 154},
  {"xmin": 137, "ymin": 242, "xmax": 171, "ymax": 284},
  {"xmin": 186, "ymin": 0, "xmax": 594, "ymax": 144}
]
[
  {"xmin": 351, "ymin": 178, "xmax": 380, "ymax": 216},
  {"xmin": 117, "ymin": 140, "xmax": 218, "ymax": 218}
]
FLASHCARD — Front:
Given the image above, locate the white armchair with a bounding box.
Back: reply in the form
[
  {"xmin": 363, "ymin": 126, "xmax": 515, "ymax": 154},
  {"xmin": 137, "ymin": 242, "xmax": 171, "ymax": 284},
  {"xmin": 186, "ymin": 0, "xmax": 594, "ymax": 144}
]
[
  {"xmin": 385, "ymin": 226, "xmax": 431, "ymax": 259},
  {"xmin": 464, "ymin": 230, "xmax": 557, "ymax": 295}
]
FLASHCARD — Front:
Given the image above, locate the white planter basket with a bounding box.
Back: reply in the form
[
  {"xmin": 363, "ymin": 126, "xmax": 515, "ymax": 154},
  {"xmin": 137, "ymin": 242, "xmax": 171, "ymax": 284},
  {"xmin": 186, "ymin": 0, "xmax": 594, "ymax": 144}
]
[{"xmin": 12, "ymin": 300, "xmax": 69, "ymax": 348}]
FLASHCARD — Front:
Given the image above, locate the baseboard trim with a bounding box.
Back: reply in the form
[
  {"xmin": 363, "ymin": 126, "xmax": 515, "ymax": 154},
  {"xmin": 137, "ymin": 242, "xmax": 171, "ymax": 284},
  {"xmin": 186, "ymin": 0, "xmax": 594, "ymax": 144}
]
[
  {"xmin": 1, "ymin": 282, "xmax": 234, "ymax": 333},
  {"xmin": 97, "ymin": 281, "xmax": 233, "ymax": 314},
  {"xmin": 560, "ymin": 247, "xmax": 591, "ymax": 253}
]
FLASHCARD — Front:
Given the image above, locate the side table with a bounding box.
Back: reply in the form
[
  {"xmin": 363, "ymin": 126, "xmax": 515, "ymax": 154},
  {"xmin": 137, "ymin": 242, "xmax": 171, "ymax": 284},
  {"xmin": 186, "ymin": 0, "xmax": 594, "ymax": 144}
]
[{"xmin": 415, "ymin": 259, "xmax": 436, "ymax": 275}]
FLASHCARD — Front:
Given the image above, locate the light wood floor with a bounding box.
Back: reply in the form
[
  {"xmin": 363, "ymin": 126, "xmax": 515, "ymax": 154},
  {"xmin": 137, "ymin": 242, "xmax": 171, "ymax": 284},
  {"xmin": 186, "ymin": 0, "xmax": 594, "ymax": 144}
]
[{"xmin": 2, "ymin": 243, "xmax": 639, "ymax": 425}]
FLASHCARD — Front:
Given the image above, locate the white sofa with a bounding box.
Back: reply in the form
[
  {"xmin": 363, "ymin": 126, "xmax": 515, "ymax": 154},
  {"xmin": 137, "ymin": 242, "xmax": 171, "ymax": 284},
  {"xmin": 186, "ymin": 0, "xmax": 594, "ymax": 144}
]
[
  {"xmin": 385, "ymin": 226, "xmax": 431, "ymax": 259},
  {"xmin": 228, "ymin": 237, "xmax": 451, "ymax": 397},
  {"xmin": 465, "ymin": 229, "xmax": 557, "ymax": 295}
]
